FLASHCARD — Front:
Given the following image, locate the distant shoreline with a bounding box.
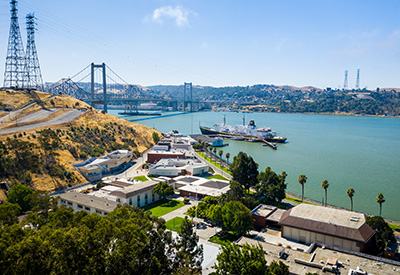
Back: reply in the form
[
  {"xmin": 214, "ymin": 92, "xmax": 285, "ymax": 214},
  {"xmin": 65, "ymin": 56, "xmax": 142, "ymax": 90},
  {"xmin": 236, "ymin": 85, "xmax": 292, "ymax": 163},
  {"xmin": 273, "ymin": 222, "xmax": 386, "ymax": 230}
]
[{"xmin": 216, "ymin": 109, "xmax": 400, "ymax": 118}]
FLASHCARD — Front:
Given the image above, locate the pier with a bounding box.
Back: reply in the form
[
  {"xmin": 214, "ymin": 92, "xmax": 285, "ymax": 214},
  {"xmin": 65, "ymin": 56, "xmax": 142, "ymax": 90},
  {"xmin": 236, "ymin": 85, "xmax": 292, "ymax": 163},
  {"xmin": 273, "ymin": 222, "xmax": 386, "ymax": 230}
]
[{"xmin": 206, "ymin": 134, "xmax": 277, "ymax": 150}]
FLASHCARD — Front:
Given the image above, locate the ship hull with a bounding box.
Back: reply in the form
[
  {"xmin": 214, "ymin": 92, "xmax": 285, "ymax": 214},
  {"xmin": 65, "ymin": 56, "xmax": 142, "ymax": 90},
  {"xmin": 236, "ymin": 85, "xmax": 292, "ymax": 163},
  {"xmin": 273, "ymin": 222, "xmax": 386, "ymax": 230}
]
[{"xmin": 199, "ymin": 126, "xmax": 287, "ymax": 143}]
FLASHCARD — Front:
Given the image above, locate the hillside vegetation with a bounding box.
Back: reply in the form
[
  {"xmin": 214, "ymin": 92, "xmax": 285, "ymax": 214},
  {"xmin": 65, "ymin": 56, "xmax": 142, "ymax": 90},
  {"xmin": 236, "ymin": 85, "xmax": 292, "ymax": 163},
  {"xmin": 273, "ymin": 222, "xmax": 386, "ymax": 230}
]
[{"xmin": 0, "ymin": 90, "xmax": 160, "ymax": 197}]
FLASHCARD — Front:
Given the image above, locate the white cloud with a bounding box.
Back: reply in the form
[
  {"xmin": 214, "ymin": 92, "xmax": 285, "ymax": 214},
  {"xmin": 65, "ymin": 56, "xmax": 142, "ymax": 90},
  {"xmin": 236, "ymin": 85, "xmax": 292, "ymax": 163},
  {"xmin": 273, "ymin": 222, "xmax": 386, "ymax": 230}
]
[{"xmin": 148, "ymin": 6, "xmax": 192, "ymax": 27}]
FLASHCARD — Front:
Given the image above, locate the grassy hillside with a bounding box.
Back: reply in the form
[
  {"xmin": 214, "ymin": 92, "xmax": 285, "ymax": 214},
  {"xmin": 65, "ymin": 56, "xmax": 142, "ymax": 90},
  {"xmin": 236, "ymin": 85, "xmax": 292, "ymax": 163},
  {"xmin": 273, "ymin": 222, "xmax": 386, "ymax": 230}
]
[{"xmin": 0, "ymin": 90, "xmax": 160, "ymax": 198}]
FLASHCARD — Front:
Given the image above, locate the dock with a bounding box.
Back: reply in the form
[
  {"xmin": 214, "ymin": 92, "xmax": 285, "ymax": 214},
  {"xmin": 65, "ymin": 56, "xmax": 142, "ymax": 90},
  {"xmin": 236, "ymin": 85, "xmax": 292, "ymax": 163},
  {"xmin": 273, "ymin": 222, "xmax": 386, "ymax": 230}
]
[{"xmin": 206, "ymin": 134, "xmax": 277, "ymax": 150}]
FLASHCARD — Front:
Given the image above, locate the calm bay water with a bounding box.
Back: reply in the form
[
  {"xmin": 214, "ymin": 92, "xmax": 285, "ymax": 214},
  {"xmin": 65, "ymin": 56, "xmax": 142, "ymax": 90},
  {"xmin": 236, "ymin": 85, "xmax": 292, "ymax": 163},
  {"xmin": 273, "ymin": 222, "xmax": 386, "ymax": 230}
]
[{"xmin": 109, "ymin": 110, "xmax": 400, "ymax": 221}]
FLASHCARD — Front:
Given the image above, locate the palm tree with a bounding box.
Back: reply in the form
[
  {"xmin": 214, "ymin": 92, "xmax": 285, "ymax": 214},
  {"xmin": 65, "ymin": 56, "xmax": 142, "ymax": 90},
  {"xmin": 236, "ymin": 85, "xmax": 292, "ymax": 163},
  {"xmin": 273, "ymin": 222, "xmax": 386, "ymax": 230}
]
[
  {"xmin": 376, "ymin": 193, "xmax": 385, "ymax": 216},
  {"xmin": 347, "ymin": 188, "xmax": 355, "ymax": 211},
  {"xmin": 297, "ymin": 174, "xmax": 307, "ymax": 202},
  {"xmin": 225, "ymin": 152, "xmax": 230, "ymax": 164},
  {"xmin": 218, "ymin": 150, "xmax": 223, "ymax": 166},
  {"xmin": 321, "ymin": 179, "xmax": 329, "ymax": 207}
]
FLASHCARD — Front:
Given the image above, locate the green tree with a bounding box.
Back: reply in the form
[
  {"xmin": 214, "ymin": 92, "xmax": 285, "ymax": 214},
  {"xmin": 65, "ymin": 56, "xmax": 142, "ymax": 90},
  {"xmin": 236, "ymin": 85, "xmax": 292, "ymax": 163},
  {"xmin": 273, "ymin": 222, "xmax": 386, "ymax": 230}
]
[
  {"xmin": 0, "ymin": 202, "xmax": 21, "ymax": 225},
  {"xmin": 153, "ymin": 181, "xmax": 174, "ymax": 200},
  {"xmin": 213, "ymin": 147, "xmax": 217, "ymax": 155},
  {"xmin": 212, "ymin": 243, "xmax": 268, "ymax": 275},
  {"xmin": 221, "ymin": 201, "xmax": 253, "ymax": 236},
  {"xmin": 321, "ymin": 179, "xmax": 329, "ymax": 207},
  {"xmin": 230, "ymin": 152, "xmax": 259, "ymax": 193},
  {"xmin": 187, "ymin": 202, "xmax": 208, "ymax": 219},
  {"xmin": 174, "ymin": 217, "xmax": 203, "ymax": 273},
  {"xmin": 206, "ymin": 204, "xmax": 222, "ymax": 225},
  {"xmin": 366, "ymin": 215, "xmax": 395, "ymax": 255},
  {"xmin": 376, "ymin": 193, "xmax": 385, "ymax": 216},
  {"xmin": 152, "ymin": 132, "xmax": 160, "ymax": 143},
  {"xmin": 256, "ymin": 167, "xmax": 287, "ymax": 203},
  {"xmin": 218, "ymin": 150, "xmax": 223, "ymax": 164},
  {"xmin": 347, "ymin": 188, "xmax": 355, "ymax": 211},
  {"xmin": 7, "ymin": 183, "xmax": 33, "ymax": 212},
  {"xmin": 268, "ymin": 260, "xmax": 290, "ymax": 275},
  {"xmin": 297, "ymin": 174, "xmax": 307, "ymax": 202},
  {"xmin": 225, "ymin": 152, "xmax": 230, "ymax": 164}
]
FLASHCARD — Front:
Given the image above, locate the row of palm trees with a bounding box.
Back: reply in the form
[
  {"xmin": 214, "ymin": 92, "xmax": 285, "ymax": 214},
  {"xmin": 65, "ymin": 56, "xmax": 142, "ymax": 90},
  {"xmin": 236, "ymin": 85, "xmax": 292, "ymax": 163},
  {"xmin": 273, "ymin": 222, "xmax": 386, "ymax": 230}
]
[
  {"xmin": 204, "ymin": 144, "xmax": 230, "ymax": 165},
  {"xmin": 297, "ymin": 174, "xmax": 386, "ymax": 216}
]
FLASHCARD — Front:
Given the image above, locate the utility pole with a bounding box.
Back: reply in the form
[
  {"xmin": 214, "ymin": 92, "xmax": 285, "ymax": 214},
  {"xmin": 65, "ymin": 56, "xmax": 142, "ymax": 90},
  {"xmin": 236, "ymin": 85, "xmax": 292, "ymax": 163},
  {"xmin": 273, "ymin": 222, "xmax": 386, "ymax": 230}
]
[
  {"xmin": 343, "ymin": 70, "xmax": 348, "ymax": 90},
  {"xmin": 355, "ymin": 69, "xmax": 360, "ymax": 89},
  {"xmin": 4, "ymin": 0, "xmax": 26, "ymax": 89},
  {"xmin": 25, "ymin": 13, "xmax": 44, "ymax": 90}
]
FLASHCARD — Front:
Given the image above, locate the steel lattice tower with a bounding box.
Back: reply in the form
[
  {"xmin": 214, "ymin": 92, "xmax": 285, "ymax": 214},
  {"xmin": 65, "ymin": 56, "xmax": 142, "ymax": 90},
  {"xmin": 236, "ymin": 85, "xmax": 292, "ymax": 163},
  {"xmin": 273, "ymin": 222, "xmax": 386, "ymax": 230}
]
[
  {"xmin": 343, "ymin": 70, "xmax": 348, "ymax": 90},
  {"xmin": 25, "ymin": 13, "xmax": 44, "ymax": 90},
  {"xmin": 355, "ymin": 69, "xmax": 360, "ymax": 89},
  {"xmin": 3, "ymin": 0, "xmax": 26, "ymax": 89}
]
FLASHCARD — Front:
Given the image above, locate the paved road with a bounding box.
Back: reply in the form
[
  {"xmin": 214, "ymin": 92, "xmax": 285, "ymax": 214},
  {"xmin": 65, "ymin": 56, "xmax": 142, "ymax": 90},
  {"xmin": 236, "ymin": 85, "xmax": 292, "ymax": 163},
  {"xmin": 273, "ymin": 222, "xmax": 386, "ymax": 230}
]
[
  {"xmin": 0, "ymin": 109, "xmax": 84, "ymax": 135},
  {"xmin": 17, "ymin": 108, "xmax": 58, "ymax": 123},
  {"xmin": 0, "ymin": 101, "xmax": 37, "ymax": 123}
]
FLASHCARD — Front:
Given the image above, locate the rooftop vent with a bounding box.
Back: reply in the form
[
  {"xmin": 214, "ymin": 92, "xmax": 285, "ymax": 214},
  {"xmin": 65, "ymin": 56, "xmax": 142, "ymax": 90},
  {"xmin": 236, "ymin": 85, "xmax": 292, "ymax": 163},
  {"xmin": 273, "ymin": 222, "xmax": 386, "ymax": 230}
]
[{"xmin": 350, "ymin": 216, "xmax": 360, "ymax": 222}]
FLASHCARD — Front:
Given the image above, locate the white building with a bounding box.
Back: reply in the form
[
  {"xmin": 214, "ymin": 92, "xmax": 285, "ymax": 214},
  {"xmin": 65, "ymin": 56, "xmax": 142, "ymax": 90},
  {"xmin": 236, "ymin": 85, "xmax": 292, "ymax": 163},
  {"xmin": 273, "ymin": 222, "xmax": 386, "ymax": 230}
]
[
  {"xmin": 77, "ymin": 150, "xmax": 133, "ymax": 182},
  {"xmin": 173, "ymin": 175, "xmax": 230, "ymax": 198},
  {"xmin": 149, "ymin": 158, "xmax": 209, "ymax": 177},
  {"xmin": 108, "ymin": 180, "xmax": 161, "ymax": 207},
  {"xmin": 58, "ymin": 192, "xmax": 119, "ymax": 216}
]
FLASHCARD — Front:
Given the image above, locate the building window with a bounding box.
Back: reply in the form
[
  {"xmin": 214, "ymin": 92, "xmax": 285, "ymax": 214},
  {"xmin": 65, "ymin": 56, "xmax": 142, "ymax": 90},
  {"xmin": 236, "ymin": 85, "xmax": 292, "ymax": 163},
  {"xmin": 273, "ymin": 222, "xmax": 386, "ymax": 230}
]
[
  {"xmin": 60, "ymin": 199, "xmax": 66, "ymax": 204},
  {"xmin": 152, "ymin": 193, "xmax": 155, "ymax": 202},
  {"xmin": 67, "ymin": 201, "xmax": 73, "ymax": 206},
  {"xmin": 96, "ymin": 209, "xmax": 102, "ymax": 215},
  {"xmin": 356, "ymin": 242, "xmax": 360, "ymax": 247},
  {"xmin": 145, "ymin": 194, "xmax": 148, "ymax": 205},
  {"xmin": 137, "ymin": 195, "xmax": 140, "ymax": 201},
  {"xmin": 78, "ymin": 204, "xmax": 83, "ymax": 209},
  {"xmin": 84, "ymin": 206, "xmax": 90, "ymax": 211},
  {"xmin": 129, "ymin": 198, "xmax": 133, "ymax": 205}
]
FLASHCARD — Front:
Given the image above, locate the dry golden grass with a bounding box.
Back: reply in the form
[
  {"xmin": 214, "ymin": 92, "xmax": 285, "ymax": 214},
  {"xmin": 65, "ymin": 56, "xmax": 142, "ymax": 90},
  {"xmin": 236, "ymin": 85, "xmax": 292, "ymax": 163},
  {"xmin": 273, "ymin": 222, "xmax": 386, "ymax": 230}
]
[
  {"xmin": 0, "ymin": 90, "xmax": 160, "ymax": 192},
  {"xmin": 0, "ymin": 190, "xmax": 7, "ymax": 203},
  {"xmin": 0, "ymin": 89, "xmax": 51, "ymax": 109}
]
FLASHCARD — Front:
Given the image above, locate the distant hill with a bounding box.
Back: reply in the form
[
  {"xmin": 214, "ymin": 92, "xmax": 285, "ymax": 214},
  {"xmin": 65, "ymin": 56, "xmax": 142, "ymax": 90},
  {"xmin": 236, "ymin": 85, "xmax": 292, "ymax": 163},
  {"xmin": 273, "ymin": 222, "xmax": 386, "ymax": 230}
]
[{"xmin": 147, "ymin": 84, "xmax": 400, "ymax": 116}]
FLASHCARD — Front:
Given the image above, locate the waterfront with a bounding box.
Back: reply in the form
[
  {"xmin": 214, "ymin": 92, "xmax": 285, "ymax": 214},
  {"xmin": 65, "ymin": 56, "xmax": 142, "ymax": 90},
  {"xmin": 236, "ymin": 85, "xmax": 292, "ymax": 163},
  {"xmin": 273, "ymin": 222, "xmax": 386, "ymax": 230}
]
[{"xmin": 110, "ymin": 110, "xmax": 400, "ymax": 221}]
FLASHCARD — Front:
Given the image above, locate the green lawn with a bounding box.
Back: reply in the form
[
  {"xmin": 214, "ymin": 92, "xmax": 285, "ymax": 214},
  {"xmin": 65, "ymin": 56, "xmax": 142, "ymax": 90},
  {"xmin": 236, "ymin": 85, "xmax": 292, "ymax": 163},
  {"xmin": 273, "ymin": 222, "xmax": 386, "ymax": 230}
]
[
  {"xmin": 143, "ymin": 199, "xmax": 185, "ymax": 217},
  {"xmin": 389, "ymin": 223, "xmax": 400, "ymax": 232},
  {"xmin": 166, "ymin": 217, "xmax": 185, "ymax": 232},
  {"xmin": 134, "ymin": 176, "xmax": 148, "ymax": 182},
  {"xmin": 285, "ymin": 195, "xmax": 315, "ymax": 205},
  {"xmin": 206, "ymin": 174, "xmax": 228, "ymax": 181},
  {"xmin": 196, "ymin": 152, "xmax": 232, "ymax": 175},
  {"xmin": 209, "ymin": 232, "xmax": 239, "ymax": 246}
]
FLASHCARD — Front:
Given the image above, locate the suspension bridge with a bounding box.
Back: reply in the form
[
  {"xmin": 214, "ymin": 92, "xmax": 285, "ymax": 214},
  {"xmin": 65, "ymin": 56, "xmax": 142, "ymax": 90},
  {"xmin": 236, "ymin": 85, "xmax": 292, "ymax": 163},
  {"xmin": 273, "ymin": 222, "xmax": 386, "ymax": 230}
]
[{"xmin": 46, "ymin": 63, "xmax": 208, "ymax": 113}]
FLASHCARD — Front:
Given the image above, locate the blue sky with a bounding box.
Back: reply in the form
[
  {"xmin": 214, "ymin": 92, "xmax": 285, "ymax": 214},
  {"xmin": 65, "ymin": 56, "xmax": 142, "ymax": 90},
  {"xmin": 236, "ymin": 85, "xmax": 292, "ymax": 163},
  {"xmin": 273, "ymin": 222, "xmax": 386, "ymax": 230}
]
[{"xmin": 0, "ymin": 0, "xmax": 399, "ymax": 89}]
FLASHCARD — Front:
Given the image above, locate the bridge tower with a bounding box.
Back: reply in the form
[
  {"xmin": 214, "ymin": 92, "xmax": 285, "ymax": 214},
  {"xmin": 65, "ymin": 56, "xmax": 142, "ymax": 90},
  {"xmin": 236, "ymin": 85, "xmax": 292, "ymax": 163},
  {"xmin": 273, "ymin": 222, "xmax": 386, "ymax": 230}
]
[
  {"xmin": 25, "ymin": 13, "xmax": 44, "ymax": 90},
  {"xmin": 343, "ymin": 70, "xmax": 348, "ymax": 90},
  {"xmin": 91, "ymin": 63, "xmax": 107, "ymax": 113},
  {"xmin": 184, "ymin": 82, "xmax": 193, "ymax": 112},
  {"xmin": 3, "ymin": 0, "xmax": 26, "ymax": 89}
]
